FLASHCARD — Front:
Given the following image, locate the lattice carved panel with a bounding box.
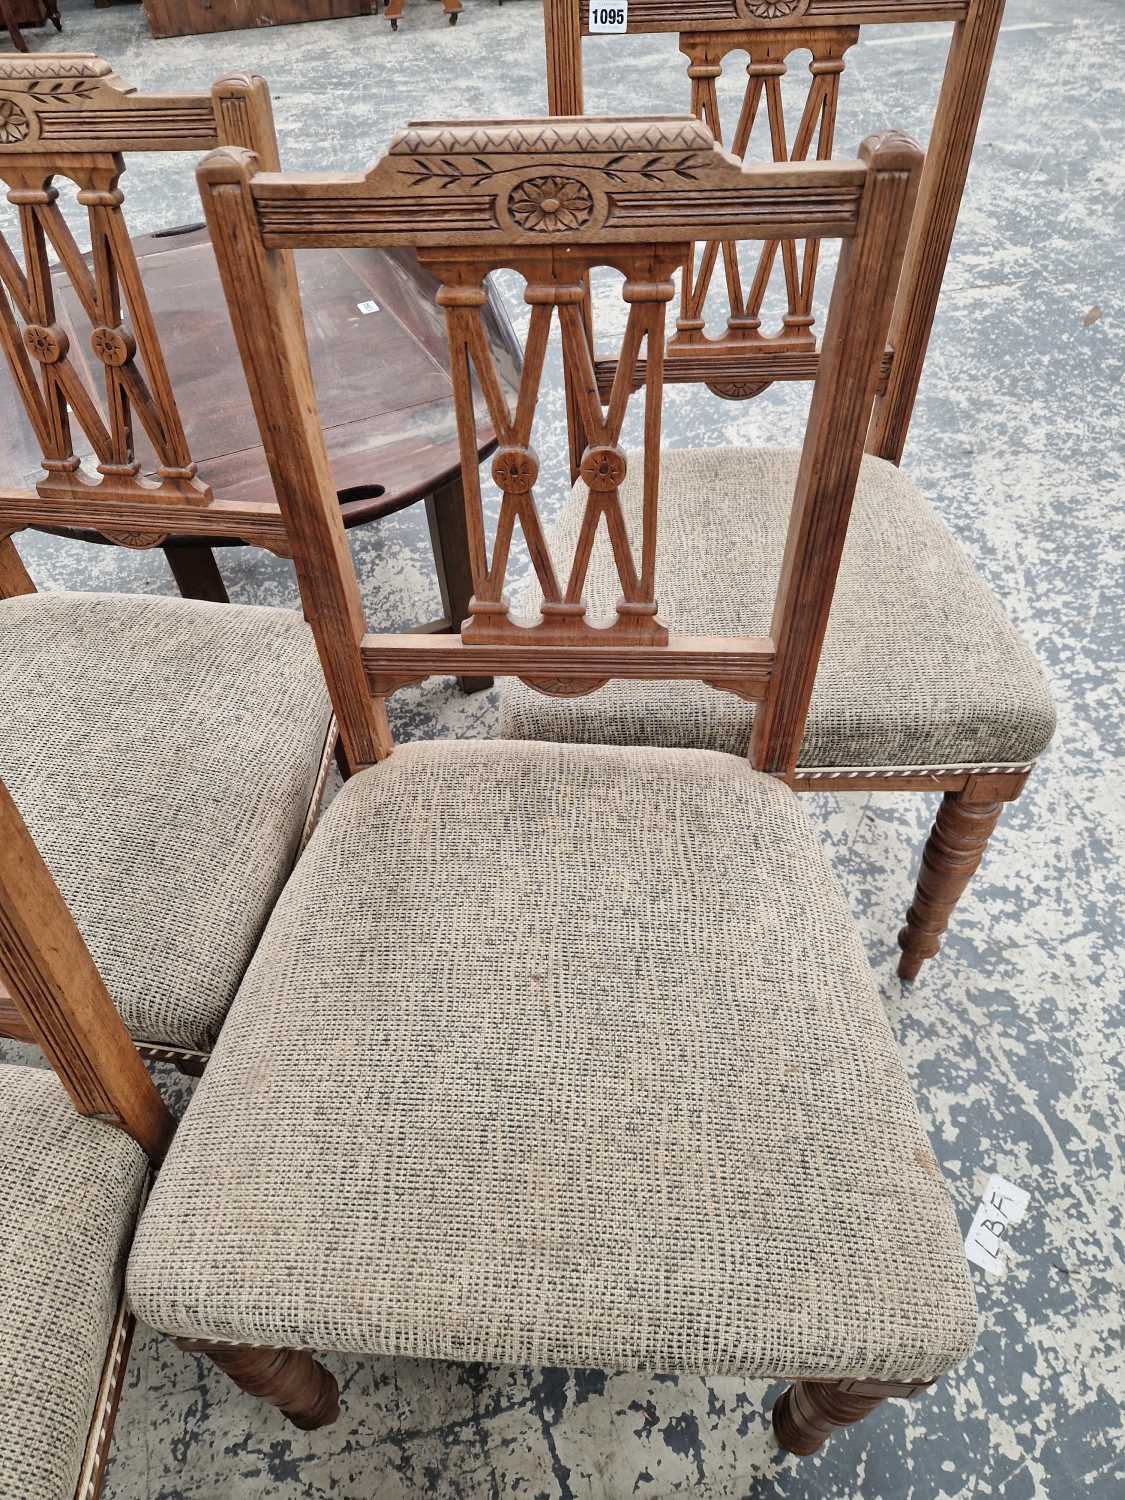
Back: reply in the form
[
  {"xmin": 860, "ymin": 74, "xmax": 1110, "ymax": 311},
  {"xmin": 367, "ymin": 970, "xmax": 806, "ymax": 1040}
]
[
  {"xmin": 673, "ymin": 25, "xmax": 859, "ymax": 398},
  {"xmin": 425, "ymin": 250, "xmax": 678, "ymax": 690},
  {"xmin": 0, "ymin": 157, "xmax": 210, "ymax": 511}
]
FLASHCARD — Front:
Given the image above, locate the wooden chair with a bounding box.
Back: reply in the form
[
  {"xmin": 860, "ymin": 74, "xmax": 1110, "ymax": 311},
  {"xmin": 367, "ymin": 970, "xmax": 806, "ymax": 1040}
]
[
  {"xmin": 0, "ymin": 577, "xmax": 335, "ymax": 1072},
  {"xmin": 383, "ymin": 0, "xmax": 462, "ymax": 29},
  {"xmin": 126, "ymin": 117, "xmax": 978, "ymax": 1458},
  {"xmin": 1, "ymin": 0, "xmax": 61, "ymax": 55},
  {"xmin": 543, "ymin": 0, "xmax": 1004, "ymax": 461},
  {"xmin": 0, "ymin": 52, "xmax": 518, "ymax": 689},
  {"xmin": 517, "ymin": 0, "xmax": 1055, "ymax": 980},
  {"xmin": 0, "ymin": 778, "xmax": 333, "ymax": 1498}
]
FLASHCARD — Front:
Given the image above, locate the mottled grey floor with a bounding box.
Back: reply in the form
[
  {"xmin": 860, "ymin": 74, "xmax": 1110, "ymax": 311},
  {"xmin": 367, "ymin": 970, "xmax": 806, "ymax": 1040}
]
[{"xmin": 2, "ymin": 0, "xmax": 1124, "ymax": 1495}]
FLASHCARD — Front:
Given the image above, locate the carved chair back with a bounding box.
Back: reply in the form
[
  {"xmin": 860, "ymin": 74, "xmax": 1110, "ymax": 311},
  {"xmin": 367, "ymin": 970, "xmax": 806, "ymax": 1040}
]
[
  {"xmin": 195, "ymin": 118, "xmax": 921, "ymax": 780},
  {"xmin": 0, "ymin": 53, "xmax": 288, "ymax": 558},
  {"xmin": 0, "ymin": 776, "xmax": 175, "ymax": 1165},
  {"xmin": 543, "ymin": 0, "xmax": 1004, "ymax": 465}
]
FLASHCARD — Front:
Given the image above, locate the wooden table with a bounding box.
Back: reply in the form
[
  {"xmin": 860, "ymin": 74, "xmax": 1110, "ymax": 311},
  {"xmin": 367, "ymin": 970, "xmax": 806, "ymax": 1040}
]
[{"xmin": 0, "ymin": 226, "xmax": 521, "ymax": 552}]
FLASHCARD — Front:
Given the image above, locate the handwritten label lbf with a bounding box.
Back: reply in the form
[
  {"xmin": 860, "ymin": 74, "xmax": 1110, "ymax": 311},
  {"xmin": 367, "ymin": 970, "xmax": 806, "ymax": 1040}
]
[{"xmin": 965, "ymin": 1175, "xmax": 1030, "ymax": 1276}]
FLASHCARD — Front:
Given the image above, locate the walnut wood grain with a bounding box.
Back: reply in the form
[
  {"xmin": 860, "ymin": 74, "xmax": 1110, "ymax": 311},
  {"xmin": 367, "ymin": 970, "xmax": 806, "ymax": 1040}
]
[
  {"xmin": 748, "ymin": 130, "xmax": 922, "ymax": 778},
  {"xmin": 198, "ymin": 120, "xmax": 917, "ymax": 789},
  {"xmin": 867, "ymin": 0, "xmax": 1005, "ymax": 462},
  {"xmin": 362, "ymin": 633, "xmax": 774, "ymax": 701},
  {"xmin": 548, "ymin": 0, "xmax": 1001, "ymax": 461},
  {"xmin": 173, "ymin": 1340, "xmax": 340, "ymax": 1429},
  {"xmin": 425, "ymin": 476, "xmax": 493, "ymax": 693},
  {"xmin": 162, "ymin": 544, "xmax": 230, "ymax": 603},
  {"xmin": 0, "ymin": 778, "xmax": 176, "ymax": 1163},
  {"xmin": 897, "ymin": 790, "xmax": 1006, "ymax": 980},
  {"xmin": 773, "ymin": 1377, "xmax": 934, "ymax": 1455},
  {"xmin": 544, "ymin": 0, "xmax": 584, "ymax": 114},
  {"xmin": 574, "ymin": 0, "xmax": 967, "ymax": 34},
  {"xmin": 141, "ymin": 0, "xmax": 374, "ymax": 40},
  {"xmin": 0, "ymin": 531, "xmax": 35, "ymax": 595},
  {"xmin": 197, "ymin": 149, "xmax": 392, "ymax": 771},
  {"xmin": 0, "ymin": 59, "xmax": 509, "ymax": 623}
]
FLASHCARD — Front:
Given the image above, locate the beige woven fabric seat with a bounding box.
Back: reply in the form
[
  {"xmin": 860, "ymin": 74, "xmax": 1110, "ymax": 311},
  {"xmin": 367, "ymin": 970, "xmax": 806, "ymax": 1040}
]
[
  {"xmin": 0, "ymin": 592, "xmax": 332, "ymax": 1052},
  {"xmin": 128, "ymin": 738, "xmax": 977, "ymax": 1381},
  {"xmin": 499, "ymin": 449, "xmax": 1055, "ymax": 772},
  {"xmin": 0, "ymin": 1064, "xmax": 149, "ymax": 1500}
]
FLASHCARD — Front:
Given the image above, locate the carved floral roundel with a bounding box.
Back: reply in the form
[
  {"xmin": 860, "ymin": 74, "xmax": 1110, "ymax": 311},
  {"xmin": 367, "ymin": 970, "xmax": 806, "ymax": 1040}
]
[
  {"xmin": 738, "ymin": 0, "xmax": 807, "ymax": 19},
  {"xmin": 0, "ymin": 99, "xmax": 30, "ymax": 145},
  {"xmin": 508, "ymin": 176, "xmax": 593, "ymax": 234}
]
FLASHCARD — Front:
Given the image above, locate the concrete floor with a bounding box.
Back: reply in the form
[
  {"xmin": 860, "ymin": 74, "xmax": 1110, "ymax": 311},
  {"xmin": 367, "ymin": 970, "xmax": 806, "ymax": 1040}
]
[{"xmin": 2, "ymin": 0, "xmax": 1124, "ymax": 1495}]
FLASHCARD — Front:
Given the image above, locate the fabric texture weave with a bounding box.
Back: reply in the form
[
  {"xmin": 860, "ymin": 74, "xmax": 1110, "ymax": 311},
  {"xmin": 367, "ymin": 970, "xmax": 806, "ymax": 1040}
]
[
  {"xmin": 0, "ymin": 592, "xmax": 332, "ymax": 1051},
  {"xmin": 129, "ymin": 738, "xmax": 977, "ymax": 1382},
  {"xmin": 499, "ymin": 449, "xmax": 1055, "ymax": 769},
  {"xmin": 0, "ymin": 1064, "xmax": 148, "ymax": 1500}
]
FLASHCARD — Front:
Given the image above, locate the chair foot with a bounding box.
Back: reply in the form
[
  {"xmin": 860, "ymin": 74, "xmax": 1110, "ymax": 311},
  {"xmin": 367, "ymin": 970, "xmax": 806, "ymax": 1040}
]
[
  {"xmin": 174, "ymin": 1340, "xmax": 339, "ymax": 1429},
  {"xmin": 897, "ymin": 792, "xmax": 1004, "ymax": 981},
  {"xmin": 772, "ymin": 1377, "xmax": 933, "ymax": 1455}
]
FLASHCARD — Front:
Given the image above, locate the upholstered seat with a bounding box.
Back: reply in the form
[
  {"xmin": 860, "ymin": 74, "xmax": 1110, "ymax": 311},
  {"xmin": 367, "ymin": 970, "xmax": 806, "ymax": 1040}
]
[
  {"xmin": 0, "ymin": 1065, "xmax": 149, "ymax": 1500},
  {"xmin": 128, "ymin": 738, "xmax": 976, "ymax": 1380},
  {"xmin": 0, "ymin": 592, "xmax": 332, "ymax": 1052},
  {"xmin": 500, "ymin": 449, "xmax": 1055, "ymax": 773}
]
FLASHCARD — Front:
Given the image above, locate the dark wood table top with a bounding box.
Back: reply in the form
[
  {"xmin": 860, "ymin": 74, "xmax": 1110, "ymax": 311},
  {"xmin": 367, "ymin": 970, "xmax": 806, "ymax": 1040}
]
[{"xmin": 0, "ymin": 226, "xmax": 522, "ymax": 542}]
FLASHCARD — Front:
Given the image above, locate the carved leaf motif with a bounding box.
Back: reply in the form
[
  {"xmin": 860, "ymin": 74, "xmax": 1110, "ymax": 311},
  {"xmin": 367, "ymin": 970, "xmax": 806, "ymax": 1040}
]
[
  {"xmin": 602, "ymin": 153, "xmax": 699, "ymax": 184},
  {"xmin": 508, "ymin": 177, "xmax": 593, "ymax": 234},
  {"xmin": 0, "ymin": 100, "xmax": 30, "ymax": 144},
  {"xmin": 23, "ymin": 78, "xmax": 101, "ymax": 101}
]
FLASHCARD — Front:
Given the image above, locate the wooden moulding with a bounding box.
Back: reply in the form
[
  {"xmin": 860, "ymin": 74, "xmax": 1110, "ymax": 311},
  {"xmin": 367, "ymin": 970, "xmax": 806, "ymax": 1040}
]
[
  {"xmin": 196, "ymin": 123, "xmax": 920, "ymax": 770},
  {"xmin": 574, "ymin": 0, "xmax": 968, "ymax": 35},
  {"xmin": 242, "ymin": 117, "xmax": 867, "ymax": 251},
  {"xmin": 0, "ymin": 779, "xmax": 176, "ymax": 1164},
  {"xmin": 0, "ymin": 492, "xmax": 292, "ymax": 555},
  {"xmin": 362, "ymin": 633, "xmax": 774, "ymax": 701},
  {"xmin": 141, "ymin": 0, "xmax": 374, "ymax": 43}
]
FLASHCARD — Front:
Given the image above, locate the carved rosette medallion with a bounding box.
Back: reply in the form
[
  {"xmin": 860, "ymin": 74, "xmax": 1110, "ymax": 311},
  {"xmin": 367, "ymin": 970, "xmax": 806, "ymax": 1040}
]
[
  {"xmin": 0, "ymin": 99, "xmax": 30, "ymax": 145},
  {"xmin": 22, "ymin": 323, "xmax": 67, "ymax": 364},
  {"xmin": 91, "ymin": 325, "xmax": 136, "ymax": 367},
  {"xmin": 508, "ymin": 177, "xmax": 593, "ymax": 234},
  {"xmin": 580, "ymin": 445, "xmax": 627, "ymax": 492},
  {"xmin": 491, "ymin": 446, "xmax": 538, "ymax": 493},
  {"xmin": 734, "ymin": 0, "xmax": 809, "ymax": 20}
]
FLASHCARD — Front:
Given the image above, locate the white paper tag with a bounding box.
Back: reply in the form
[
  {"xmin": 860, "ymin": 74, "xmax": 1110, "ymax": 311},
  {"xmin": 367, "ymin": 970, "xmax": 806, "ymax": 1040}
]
[
  {"xmin": 357, "ymin": 300, "xmax": 380, "ymax": 315},
  {"xmin": 589, "ymin": 0, "xmax": 627, "ymax": 32},
  {"xmin": 965, "ymin": 1175, "xmax": 1031, "ymax": 1276}
]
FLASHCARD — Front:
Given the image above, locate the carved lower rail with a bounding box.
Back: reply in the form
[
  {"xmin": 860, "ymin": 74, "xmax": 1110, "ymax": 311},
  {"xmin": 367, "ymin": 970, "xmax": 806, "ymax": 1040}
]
[
  {"xmin": 593, "ymin": 344, "xmax": 892, "ymax": 401},
  {"xmin": 362, "ymin": 632, "xmax": 774, "ymax": 701}
]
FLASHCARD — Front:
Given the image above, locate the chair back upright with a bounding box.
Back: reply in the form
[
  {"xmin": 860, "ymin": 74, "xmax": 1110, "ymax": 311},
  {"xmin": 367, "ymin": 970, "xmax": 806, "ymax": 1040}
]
[
  {"xmin": 195, "ymin": 116, "xmax": 921, "ymax": 781},
  {"xmin": 0, "ymin": 777, "xmax": 175, "ymax": 1165},
  {"xmin": 0, "ymin": 53, "xmax": 283, "ymax": 561},
  {"xmin": 543, "ymin": 0, "xmax": 1004, "ymax": 466}
]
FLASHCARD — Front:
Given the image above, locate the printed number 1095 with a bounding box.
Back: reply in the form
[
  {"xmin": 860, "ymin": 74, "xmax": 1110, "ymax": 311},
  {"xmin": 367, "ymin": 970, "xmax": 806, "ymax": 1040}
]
[{"xmin": 589, "ymin": 2, "xmax": 627, "ymax": 32}]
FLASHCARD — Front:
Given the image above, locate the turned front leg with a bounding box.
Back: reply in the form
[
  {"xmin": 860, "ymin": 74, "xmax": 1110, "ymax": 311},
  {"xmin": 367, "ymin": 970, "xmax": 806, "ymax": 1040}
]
[
  {"xmin": 773, "ymin": 1377, "xmax": 933, "ymax": 1454},
  {"xmin": 174, "ymin": 1339, "xmax": 339, "ymax": 1430},
  {"xmin": 897, "ymin": 790, "xmax": 1005, "ymax": 981}
]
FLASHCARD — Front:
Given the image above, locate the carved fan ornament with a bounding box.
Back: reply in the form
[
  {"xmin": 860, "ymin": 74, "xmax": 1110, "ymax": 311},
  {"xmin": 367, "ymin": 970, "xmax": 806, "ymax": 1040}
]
[
  {"xmin": 0, "ymin": 99, "xmax": 30, "ymax": 144},
  {"xmin": 508, "ymin": 176, "xmax": 593, "ymax": 233}
]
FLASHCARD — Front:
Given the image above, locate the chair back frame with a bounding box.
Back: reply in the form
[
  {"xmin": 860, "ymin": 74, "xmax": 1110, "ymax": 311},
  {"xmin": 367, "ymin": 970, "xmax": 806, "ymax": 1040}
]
[
  {"xmin": 0, "ymin": 53, "xmax": 290, "ymax": 565},
  {"xmin": 196, "ymin": 117, "xmax": 920, "ymax": 781},
  {"xmin": 0, "ymin": 778, "xmax": 175, "ymax": 1164},
  {"xmin": 543, "ymin": 0, "xmax": 1004, "ymax": 465}
]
